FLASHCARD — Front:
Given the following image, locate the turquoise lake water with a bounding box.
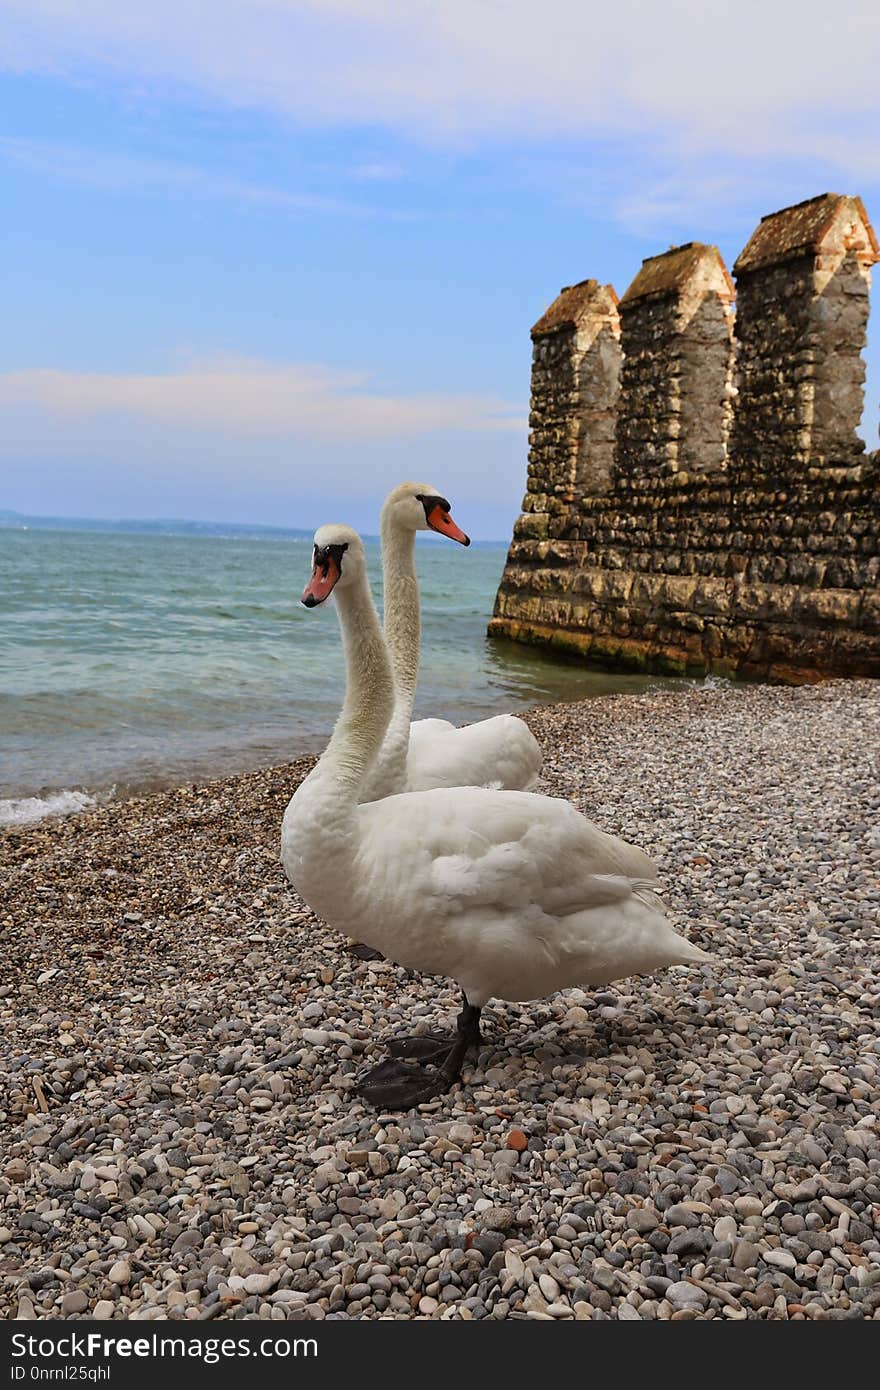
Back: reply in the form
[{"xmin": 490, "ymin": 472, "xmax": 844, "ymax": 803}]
[{"xmin": 0, "ymin": 525, "xmax": 668, "ymax": 822}]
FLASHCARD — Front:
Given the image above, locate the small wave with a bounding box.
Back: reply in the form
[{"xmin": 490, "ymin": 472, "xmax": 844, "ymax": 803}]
[
  {"xmin": 0, "ymin": 788, "xmax": 98, "ymax": 827},
  {"xmin": 696, "ymin": 674, "xmax": 734, "ymax": 693}
]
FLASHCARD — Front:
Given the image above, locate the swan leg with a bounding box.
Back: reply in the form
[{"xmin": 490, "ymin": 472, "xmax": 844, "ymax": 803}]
[
  {"xmin": 356, "ymin": 1001, "xmax": 482, "ymax": 1109},
  {"xmin": 386, "ymin": 994, "xmax": 483, "ymax": 1063},
  {"xmin": 435, "ymin": 1002, "xmax": 481, "ymax": 1083}
]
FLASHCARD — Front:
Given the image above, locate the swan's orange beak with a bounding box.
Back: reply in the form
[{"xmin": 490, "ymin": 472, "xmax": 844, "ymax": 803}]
[
  {"xmin": 301, "ymin": 556, "xmax": 341, "ymax": 607},
  {"xmin": 426, "ymin": 504, "xmax": 470, "ymax": 546}
]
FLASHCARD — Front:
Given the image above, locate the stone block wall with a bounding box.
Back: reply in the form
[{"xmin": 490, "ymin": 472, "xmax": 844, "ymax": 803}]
[{"xmin": 491, "ymin": 193, "xmax": 880, "ymax": 682}]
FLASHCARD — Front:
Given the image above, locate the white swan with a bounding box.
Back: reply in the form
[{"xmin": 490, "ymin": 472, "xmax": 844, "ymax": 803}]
[
  {"xmin": 282, "ymin": 525, "xmax": 711, "ymax": 1109},
  {"xmin": 358, "ymin": 481, "xmax": 542, "ymax": 803}
]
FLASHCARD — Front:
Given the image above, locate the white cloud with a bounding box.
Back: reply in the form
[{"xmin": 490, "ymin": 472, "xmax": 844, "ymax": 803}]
[
  {"xmin": 0, "ymin": 355, "xmax": 524, "ymax": 439},
  {"xmin": 1, "ymin": 2, "xmax": 879, "ymax": 177},
  {"xmin": 0, "ymin": 136, "xmax": 405, "ymax": 217}
]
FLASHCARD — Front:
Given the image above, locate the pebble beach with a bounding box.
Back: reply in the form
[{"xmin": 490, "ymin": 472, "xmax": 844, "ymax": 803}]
[{"xmin": 1, "ymin": 678, "xmax": 879, "ymax": 1322}]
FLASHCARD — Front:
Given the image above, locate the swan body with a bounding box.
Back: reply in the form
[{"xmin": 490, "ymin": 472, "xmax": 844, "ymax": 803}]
[
  {"xmin": 405, "ymin": 713, "xmax": 541, "ymax": 793},
  {"xmin": 358, "ymin": 482, "xmax": 541, "ymax": 802},
  {"xmin": 283, "ymin": 526, "xmax": 710, "ymax": 1104},
  {"xmin": 289, "ymin": 781, "xmax": 705, "ymax": 1007}
]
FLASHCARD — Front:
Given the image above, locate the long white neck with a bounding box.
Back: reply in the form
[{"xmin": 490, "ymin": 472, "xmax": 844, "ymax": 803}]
[
  {"xmin": 382, "ymin": 505, "xmax": 421, "ymax": 712},
  {"xmin": 281, "ymin": 567, "xmax": 394, "ymax": 911},
  {"xmin": 358, "ymin": 509, "xmax": 419, "ymax": 799},
  {"xmin": 315, "ymin": 575, "xmax": 395, "ymax": 795}
]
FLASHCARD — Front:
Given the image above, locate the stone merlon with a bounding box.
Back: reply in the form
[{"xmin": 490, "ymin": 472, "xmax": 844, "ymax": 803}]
[
  {"xmin": 531, "ymin": 278, "xmax": 619, "ymax": 337},
  {"xmin": 734, "ymin": 192, "xmax": 879, "ymax": 274}
]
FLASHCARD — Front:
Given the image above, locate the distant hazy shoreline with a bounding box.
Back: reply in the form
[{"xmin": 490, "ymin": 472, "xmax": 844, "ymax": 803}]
[{"xmin": 0, "ymin": 510, "xmax": 507, "ymax": 546}]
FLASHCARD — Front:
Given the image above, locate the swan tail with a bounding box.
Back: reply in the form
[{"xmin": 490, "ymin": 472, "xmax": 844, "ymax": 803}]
[
  {"xmin": 631, "ymin": 879, "xmax": 714, "ymax": 966},
  {"xmin": 666, "ymin": 935, "xmax": 713, "ymax": 966}
]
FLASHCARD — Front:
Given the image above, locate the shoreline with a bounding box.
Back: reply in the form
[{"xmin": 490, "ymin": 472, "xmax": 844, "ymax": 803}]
[
  {"xmin": 2, "ymin": 679, "xmax": 879, "ymax": 1322},
  {"xmin": 0, "ymin": 745, "xmax": 325, "ymax": 830},
  {"xmin": 0, "ymin": 669, "xmax": 679, "ymax": 827}
]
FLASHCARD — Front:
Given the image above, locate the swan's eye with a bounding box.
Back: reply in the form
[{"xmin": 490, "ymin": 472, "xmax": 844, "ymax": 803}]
[
  {"xmin": 420, "ymin": 499, "xmax": 470, "ymax": 547},
  {"xmin": 418, "ymin": 494, "xmax": 451, "ymax": 522}
]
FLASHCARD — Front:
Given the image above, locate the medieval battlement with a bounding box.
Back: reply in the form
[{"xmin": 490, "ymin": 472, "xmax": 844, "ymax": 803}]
[{"xmin": 490, "ymin": 193, "xmax": 880, "ymax": 682}]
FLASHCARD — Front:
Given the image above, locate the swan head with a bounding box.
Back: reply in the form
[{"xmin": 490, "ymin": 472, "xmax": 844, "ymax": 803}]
[
  {"xmin": 381, "ymin": 481, "xmax": 470, "ymax": 546},
  {"xmin": 301, "ymin": 524, "xmax": 365, "ymax": 607}
]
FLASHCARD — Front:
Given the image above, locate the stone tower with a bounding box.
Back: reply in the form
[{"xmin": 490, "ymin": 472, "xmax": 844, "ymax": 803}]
[
  {"xmin": 526, "ymin": 279, "xmax": 620, "ymax": 509},
  {"xmin": 730, "ymin": 193, "xmax": 879, "ymax": 479},
  {"xmin": 615, "ymin": 242, "xmax": 735, "ymax": 481}
]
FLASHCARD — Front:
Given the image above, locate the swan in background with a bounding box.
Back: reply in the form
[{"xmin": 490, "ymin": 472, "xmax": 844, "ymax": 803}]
[
  {"xmin": 358, "ymin": 481, "xmax": 542, "ymax": 804},
  {"xmin": 282, "ymin": 526, "xmax": 711, "ymax": 1109}
]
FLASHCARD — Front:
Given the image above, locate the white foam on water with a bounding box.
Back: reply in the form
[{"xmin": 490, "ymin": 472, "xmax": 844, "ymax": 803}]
[{"xmin": 0, "ymin": 789, "xmax": 98, "ymax": 827}]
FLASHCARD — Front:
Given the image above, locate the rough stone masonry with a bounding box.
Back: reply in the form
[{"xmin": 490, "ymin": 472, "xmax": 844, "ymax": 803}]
[{"xmin": 490, "ymin": 193, "xmax": 880, "ymax": 682}]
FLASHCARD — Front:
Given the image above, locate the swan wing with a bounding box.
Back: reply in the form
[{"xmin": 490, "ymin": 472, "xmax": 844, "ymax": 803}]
[
  {"xmin": 360, "ymin": 787, "xmax": 655, "ymax": 915},
  {"xmin": 356, "ymin": 787, "xmax": 708, "ymax": 1000}
]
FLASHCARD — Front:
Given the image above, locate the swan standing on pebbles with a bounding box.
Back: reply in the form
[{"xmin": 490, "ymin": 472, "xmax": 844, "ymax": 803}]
[
  {"xmin": 359, "ymin": 481, "xmax": 542, "ymax": 804},
  {"xmin": 282, "ymin": 525, "xmax": 711, "ymax": 1110}
]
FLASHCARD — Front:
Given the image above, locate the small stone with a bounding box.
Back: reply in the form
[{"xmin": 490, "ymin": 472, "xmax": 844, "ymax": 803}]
[
  {"xmin": 591, "ymin": 1265, "xmax": 620, "ymax": 1295},
  {"xmin": 62, "ymin": 1290, "xmax": 89, "ymax": 1315},
  {"xmin": 244, "ymin": 1273, "xmax": 275, "ymax": 1295},
  {"xmin": 715, "ymin": 1169, "xmax": 741, "ymax": 1195},
  {"xmin": 471, "ymin": 1232, "xmax": 504, "ymax": 1260},
  {"xmin": 664, "ymin": 1204, "xmax": 700, "ymax": 1227},
  {"xmin": 448, "ymin": 1123, "xmax": 475, "ymax": 1148},
  {"xmin": 504, "ymin": 1251, "xmax": 525, "ymax": 1281},
  {"xmin": 666, "ymin": 1281, "xmax": 707, "ymax": 1309},
  {"xmin": 617, "ymin": 1302, "xmax": 642, "ymax": 1320},
  {"xmin": 734, "ymin": 1196, "xmax": 764, "ymax": 1218},
  {"xmin": 733, "ymin": 1241, "xmax": 760, "ymax": 1270},
  {"xmin": 108, "ymin": 1261, "xmax": 131, "ymax": 1286},
  {"xmin": 478, "ymin": 1205, "xmax": 515, "ymax": 1232},
  {"xmin": 819, "ymin": 1074, "xmax": 847, "ymax": 1095},
  {"xmin": 627, "ymin": 1208, "xmax": 659, "ymax": 1234},
  {"xmin": 764, "ymin": 1249, "xmax": 797, "ymax": 1272},
  {"xmin": 506, "ymin": 1129, "xmax": 528, "ymax": 1152},
  {"xmin": 669, "ymin": 1229, "xmax": 711, "ymax": 1256},
  {"xmin": 172, "ymin": 1230, "xmax": 204, "ymax": 1254}
]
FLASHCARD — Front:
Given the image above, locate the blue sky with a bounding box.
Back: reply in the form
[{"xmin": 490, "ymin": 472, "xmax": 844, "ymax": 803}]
[{"xmin": 1, "ymin": 1, "xmax": 879, "ymax": 539}]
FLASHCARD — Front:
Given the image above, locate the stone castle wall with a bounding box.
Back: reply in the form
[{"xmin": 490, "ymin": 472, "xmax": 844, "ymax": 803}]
[{"xmin": 490, "ymin": 194, "xmax": 880, "ymax": 682}]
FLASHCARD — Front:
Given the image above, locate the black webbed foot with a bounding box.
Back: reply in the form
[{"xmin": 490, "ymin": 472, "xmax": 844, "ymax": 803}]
[
  {"xmin": 348, "ymin": 942, "xmax": 385, "ymax": 962},
  {"xmin": 356, "ymin": 1058, "xmax": 449, "ymax": 1109},
  {"xmin": 358, "ymin": 999, "xmax": 483, "ymax": 1110},
  {"xmin": 386, "ymin": 1032, "xmax": 458, "ymax": 1063}
]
